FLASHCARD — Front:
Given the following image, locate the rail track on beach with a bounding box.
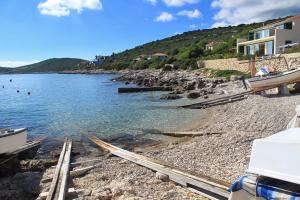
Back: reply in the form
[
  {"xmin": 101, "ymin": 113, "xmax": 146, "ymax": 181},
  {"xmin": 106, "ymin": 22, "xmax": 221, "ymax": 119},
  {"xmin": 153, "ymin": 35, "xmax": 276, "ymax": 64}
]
[{"xmin": 89, "ymin": 135, "xmax": 231, "ymax": 200}]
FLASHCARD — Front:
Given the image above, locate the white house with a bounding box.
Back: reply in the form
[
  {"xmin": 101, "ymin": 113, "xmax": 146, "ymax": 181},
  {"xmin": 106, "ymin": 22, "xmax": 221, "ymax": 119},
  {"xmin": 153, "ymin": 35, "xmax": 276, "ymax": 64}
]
[{"xmin": 237, "ymin": 15, "xmax": 300, "ymax": 56}]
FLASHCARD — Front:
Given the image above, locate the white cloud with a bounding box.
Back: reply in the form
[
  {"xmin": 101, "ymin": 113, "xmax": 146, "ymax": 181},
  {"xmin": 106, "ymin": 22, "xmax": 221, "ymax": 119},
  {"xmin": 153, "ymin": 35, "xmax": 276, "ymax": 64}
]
[
  {"xmin": 189, "ymin": 24, "xmax": 197, "ymax": 29},
  {"xmin": 212, "ymin": 0, "xmax": 300, "ymax": 26},
  {"xmin": 156, "ymin": 12, "xmax": 174, "ymax": 22},
  {"xmin": 38, "ymin": 0, "xmax": 102, "ymax": 17},
  {"xmin": 211, "ymin": 21, "xmax": 228, "ymax": 28},
  {"xmin": 163, "ymin": 0, "xmax": 198, "ymax": 7},
  {"xmin": 145, "ymin": 0, "xmax": 157, "ymax": 5},
  {"xmin": 177, "ymin": 9, "xmax": 202, "ymax": 19},
  {"xmin": 0, "ymin": 60, "xmax": 40, "ymax": 68}
]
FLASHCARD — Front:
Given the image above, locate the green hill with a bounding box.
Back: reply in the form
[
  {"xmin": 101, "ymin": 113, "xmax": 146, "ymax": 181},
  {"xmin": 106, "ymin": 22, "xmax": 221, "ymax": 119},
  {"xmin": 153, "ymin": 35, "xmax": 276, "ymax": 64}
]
[
  {"xmin": 14, "ymin": 58, "xmax": 87, "ymax": 73},
  {"xmin": 100, "ymin": 17, "xmax": 287, "ymax": 70}
]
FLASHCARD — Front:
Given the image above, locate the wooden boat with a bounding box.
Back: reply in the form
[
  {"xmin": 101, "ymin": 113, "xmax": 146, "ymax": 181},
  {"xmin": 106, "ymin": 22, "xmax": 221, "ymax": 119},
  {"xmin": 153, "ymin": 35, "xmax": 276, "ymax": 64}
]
[
  {"xmin": 0, "ymin": 128, "xmax": 27, "ymax": 154},
  {"xmin": 246, "ymin": 68, "xmax": 300, "ymax": 91}
]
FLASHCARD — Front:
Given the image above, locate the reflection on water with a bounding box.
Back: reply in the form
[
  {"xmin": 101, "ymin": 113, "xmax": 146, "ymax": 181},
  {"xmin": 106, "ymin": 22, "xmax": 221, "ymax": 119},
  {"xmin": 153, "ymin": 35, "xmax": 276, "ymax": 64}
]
[{"xmin": 0, "ymin": 74, "xmax": 202, "ymax": 141}]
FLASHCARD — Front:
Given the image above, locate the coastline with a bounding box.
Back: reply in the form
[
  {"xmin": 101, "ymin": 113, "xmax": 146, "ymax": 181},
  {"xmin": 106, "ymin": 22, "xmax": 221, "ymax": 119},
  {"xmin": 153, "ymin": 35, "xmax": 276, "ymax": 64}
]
[{"xmin": 2, "ymin": 69, "xmax": 300, "ymax": 199}]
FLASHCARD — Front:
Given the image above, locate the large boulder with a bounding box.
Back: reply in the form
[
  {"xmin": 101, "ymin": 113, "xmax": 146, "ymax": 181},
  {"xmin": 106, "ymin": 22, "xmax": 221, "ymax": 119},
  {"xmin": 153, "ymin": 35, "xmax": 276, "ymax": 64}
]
[
  {"xmin": 187, "ymin": 91, "xmax": 200, "ymax": 99},
  {"xmin": 230, "ymin": 75, "xmax": 244, "ymax": 81},
  {"xmin": 184, "ymin": 81, "xmax": 196, "ymax": 90}
]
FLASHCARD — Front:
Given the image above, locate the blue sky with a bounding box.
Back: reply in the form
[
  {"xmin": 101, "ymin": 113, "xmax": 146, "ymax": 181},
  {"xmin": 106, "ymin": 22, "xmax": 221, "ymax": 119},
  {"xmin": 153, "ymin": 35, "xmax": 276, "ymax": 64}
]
[{"xmin": 0, "ymin": 0, "xmax": 300, "ymax": 67}]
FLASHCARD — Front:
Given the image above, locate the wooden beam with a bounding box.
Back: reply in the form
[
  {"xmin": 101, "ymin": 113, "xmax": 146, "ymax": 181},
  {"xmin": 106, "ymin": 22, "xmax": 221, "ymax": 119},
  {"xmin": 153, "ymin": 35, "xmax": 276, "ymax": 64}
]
[
  {"xmin": 89, "ymin": 136, "xmax": 230, "ymax": 199},
  {"xmin": 46, "ymin": 140, "xmax": 67, "ymax": 200},
  {"xmin": 147, "ymin": 130, "xmax": 223, "ymax": 137},
  {"xmin": 118, "ymin": 87, "xmax": 173, "ymax": 93},
  {"xmin": 58, "ymin": 140, "xmax": 72, "ymax": 200}
]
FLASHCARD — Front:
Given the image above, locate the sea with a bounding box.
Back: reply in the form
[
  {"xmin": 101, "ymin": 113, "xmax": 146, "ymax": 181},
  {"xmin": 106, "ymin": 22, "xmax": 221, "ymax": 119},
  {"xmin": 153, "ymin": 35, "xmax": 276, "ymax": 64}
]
[{"xmin": 0, "ymin": 74, "xmax": 202, "ymax": 142}]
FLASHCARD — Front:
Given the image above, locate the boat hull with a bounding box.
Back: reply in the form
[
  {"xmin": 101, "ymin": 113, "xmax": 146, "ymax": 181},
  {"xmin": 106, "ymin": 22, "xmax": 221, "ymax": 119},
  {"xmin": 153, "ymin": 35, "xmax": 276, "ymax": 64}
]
[
  {"xmin": 0, "ymin": 128, "xmax": 27, "ymax": 154},
  {"xmin": 246, "ymin": 68, "xmax": 300, "ymax": 91}
]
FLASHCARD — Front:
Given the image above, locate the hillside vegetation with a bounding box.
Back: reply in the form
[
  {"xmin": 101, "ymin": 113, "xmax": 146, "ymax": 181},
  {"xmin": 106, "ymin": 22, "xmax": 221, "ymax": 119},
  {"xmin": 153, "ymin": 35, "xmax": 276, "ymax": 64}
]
[
  {"xmin": 98, "ymin": 17, "xmax": 288, "ymax": 71},
  {"xmin": 100, "ymin": 23, "xmax": 260, "ymax": 70},
  {"xmin": 13, "ymin": 58, "xmax": 87, "ymax": 73}
]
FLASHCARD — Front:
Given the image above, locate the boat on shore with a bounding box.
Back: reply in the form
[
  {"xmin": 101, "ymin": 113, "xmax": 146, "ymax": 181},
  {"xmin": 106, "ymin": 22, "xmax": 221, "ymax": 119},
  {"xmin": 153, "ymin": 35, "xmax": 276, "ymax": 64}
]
[
  {"xmin": 0, "ymin": 128, "xmax": 27, "ymax": 154},
  {"xmin": 246, "ymin": 68, "xmax": 300, "ymax": 91}
]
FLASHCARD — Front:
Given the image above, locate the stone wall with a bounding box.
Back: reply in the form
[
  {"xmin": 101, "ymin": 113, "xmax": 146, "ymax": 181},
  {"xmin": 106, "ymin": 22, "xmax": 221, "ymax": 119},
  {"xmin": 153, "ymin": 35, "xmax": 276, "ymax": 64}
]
[{"xmin": 202, "ymin": 52, "xmax": 300, "ymax": 73}]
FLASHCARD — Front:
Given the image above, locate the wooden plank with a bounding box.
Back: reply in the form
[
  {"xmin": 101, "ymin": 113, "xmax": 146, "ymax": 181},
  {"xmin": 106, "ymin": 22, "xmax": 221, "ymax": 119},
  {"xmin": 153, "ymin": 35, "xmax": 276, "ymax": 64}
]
[
  {"xmin": 118, "ymin": 87, "xmax": 173, "ymax": 93},
  {"xmin": 89, "ymin": 136, "xmax": 230, "ymax": 199},
  {"xmin": 146, "ymin": 130, "xmax": 223, "ymax": 137},
  {"xmin": 58, "ymin": 140, "xmax": 72, "ymax": 200},
  {"xmin": 181, "ymin": 91, "xmax": 251, "ymax": 109},
  {"xmin": 46, "ymin": 140, "xmax": 67, "ymax": 200}
]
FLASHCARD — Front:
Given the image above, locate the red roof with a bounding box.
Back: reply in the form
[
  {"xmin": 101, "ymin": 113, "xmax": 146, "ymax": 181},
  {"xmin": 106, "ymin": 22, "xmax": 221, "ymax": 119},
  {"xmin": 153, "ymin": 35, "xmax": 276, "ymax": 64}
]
[{"xmin": 287, "ymin": 14, "xmax": 300, "ymax": 21}]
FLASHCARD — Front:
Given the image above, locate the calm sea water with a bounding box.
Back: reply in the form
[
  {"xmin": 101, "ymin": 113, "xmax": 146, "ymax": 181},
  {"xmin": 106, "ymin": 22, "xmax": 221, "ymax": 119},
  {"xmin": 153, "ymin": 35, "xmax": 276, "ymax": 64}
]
[{"xmin": 0, "ymin": 74, "xmax": 201, "ymax": 140}]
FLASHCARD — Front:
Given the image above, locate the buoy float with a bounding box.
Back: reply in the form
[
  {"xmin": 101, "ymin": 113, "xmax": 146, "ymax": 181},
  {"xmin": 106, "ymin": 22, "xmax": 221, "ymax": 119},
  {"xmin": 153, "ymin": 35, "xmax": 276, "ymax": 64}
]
[
  {"xmin": 17, "ymin": 90, "xmax": 20, "ymax": 93},
  {"xmin": 2, "ymin": 86, "xmax": 4, "ymax": 88},
  {"xmin": 9, "ymin": 79, "xmax": 12, "ymax": 82},
  {"xmin": 27, "ymin": 92, "xmax": 31, "ymax": 95}
]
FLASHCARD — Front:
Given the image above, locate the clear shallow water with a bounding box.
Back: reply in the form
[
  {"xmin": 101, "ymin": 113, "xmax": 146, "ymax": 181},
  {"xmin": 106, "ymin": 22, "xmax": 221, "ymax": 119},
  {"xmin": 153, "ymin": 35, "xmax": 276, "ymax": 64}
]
[{"xmin": 0, "ymin": 74, "xmax": 202, "ymax": 139}]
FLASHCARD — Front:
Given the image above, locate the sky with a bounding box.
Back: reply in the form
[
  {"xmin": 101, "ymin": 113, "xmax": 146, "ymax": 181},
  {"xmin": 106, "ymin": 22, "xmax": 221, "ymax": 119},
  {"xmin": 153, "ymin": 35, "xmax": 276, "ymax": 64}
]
[{"xmin": 0, "ymin": 0, "xmax": 300, "ymax": 67}]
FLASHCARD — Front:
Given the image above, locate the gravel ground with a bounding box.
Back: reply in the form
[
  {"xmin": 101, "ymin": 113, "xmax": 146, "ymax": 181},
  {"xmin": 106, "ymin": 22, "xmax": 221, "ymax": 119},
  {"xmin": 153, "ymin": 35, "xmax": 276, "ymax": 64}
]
[
  {"xmin": 71, "ymin": 156, "xmax": 206, "ymax": 200},
  {"xmin": 146, "ymin": 89, "xmax": 300, "ymax": 183}
]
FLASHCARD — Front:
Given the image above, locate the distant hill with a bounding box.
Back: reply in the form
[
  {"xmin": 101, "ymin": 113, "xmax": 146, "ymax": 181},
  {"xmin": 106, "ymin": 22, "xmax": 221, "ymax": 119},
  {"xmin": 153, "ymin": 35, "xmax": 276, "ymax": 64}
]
[
  {"xmin": 14, "ymin": 58, "xmax": 87, "ymax": 73},
  {"xmin": 0, "ymin": 67, "xmax": 13, "ymax": 74}
]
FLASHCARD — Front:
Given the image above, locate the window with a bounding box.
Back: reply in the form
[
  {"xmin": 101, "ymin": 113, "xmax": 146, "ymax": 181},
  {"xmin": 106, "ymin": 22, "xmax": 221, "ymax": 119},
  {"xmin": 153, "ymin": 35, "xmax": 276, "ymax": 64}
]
[
  {"xmin": 284, "ymin": 22, "xmax": 293, "ymax": 29},
  {"xmin": 247, "ymin": 45, "xmax": 254, "ymax": 55},
  {"xmin": 266, "ymin": 41, "xmax": 274, "ymax": 55},
  {"xmin": 264, "ymin": 29, "xmax": 270, "ymax": 37},
  {"xmin": 248, "ymin": 32, "xmax": 254, "ymax": 40},
  {"xmin": 255, "ymin": 31, "xmax": 263, "ymax": 39}
]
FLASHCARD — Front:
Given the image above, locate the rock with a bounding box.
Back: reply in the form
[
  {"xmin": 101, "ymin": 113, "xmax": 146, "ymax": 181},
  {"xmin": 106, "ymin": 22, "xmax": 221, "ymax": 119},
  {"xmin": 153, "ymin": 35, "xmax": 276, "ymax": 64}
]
[
  {"xmin": 230, "ymin": 75, "xmax": 243, "ymax": 81},
  {"xmin": 20, "ymin": 159, "xmax": 57, "ymax": 171},
  {"xmin": 125, "ymin": 81, "xmax": 130, "ymax": 85},
  {"xmin": 160, "ymin": 94, "xmax": 182, "ymax": 100},
  {"xmin": 112, "ymin": 188, "xmax": 123, "ymax": 197},
  {"xmin": 155, "ymin": 172, "xmax": 169, "ymax": 182},
  {"xmin": 203, "ymin": 95, "xmax": 209, "ymax": 99},
  {"xmin": 11, "ymin": 172, "xmax": 42, "ymax": 195},
  {"xmin": 92, "ymin": 188, "xmax": 112, "ymax": 199},
  {"xmin": 184, "ymin": 81, "xmax": 196, "ymax": 90},
  {"xmin": 293, "ymin": 82, "xmax": 300, "ymax": 92},
  {"xmin": 187, "ymin": 91, "xmax": 200, "ymax": 99},
  {"xmin": 83, "ymin": 189, "xmax": 92, "ymax": 197}
]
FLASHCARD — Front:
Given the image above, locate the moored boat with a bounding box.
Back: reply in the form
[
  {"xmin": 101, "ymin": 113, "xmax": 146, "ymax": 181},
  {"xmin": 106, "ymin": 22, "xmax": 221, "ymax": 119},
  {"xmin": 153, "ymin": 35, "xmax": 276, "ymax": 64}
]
[
  {"xmin": 246, "ymin": 67, "xmax": 300, "ymax": 91},
  {"xmin": 0, "ymin": 128, "xmax": 27, "ymax": 154}
]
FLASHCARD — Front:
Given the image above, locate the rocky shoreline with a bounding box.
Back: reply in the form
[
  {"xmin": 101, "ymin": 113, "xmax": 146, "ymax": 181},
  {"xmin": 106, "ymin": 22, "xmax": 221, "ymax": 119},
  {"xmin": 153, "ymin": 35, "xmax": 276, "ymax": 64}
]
[{"xmin": 116, "ymin": 69, "xmax": 236, "ymax": 101}]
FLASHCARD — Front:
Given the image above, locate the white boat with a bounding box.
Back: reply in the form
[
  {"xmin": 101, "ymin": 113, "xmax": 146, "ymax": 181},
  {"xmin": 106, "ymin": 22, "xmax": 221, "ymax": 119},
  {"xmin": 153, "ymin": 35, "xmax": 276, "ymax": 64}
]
[
  {"xmin": 248, "ymin": 128, "xmax": 300, "ymax": 184},
  {"xmin": 246, "ymin": 68, "xmax": 300, "ymax": 91},
  {"xmin": 0, "ymin": 128, "xmax": 27, "ymax": 154}
]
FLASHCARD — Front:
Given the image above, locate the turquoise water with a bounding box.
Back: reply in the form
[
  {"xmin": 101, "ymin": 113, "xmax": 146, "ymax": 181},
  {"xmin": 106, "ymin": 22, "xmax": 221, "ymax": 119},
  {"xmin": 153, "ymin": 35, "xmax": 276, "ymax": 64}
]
[{"xmin": 0, "ymin": 74, "xmax": 201, "ymax": 140}]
